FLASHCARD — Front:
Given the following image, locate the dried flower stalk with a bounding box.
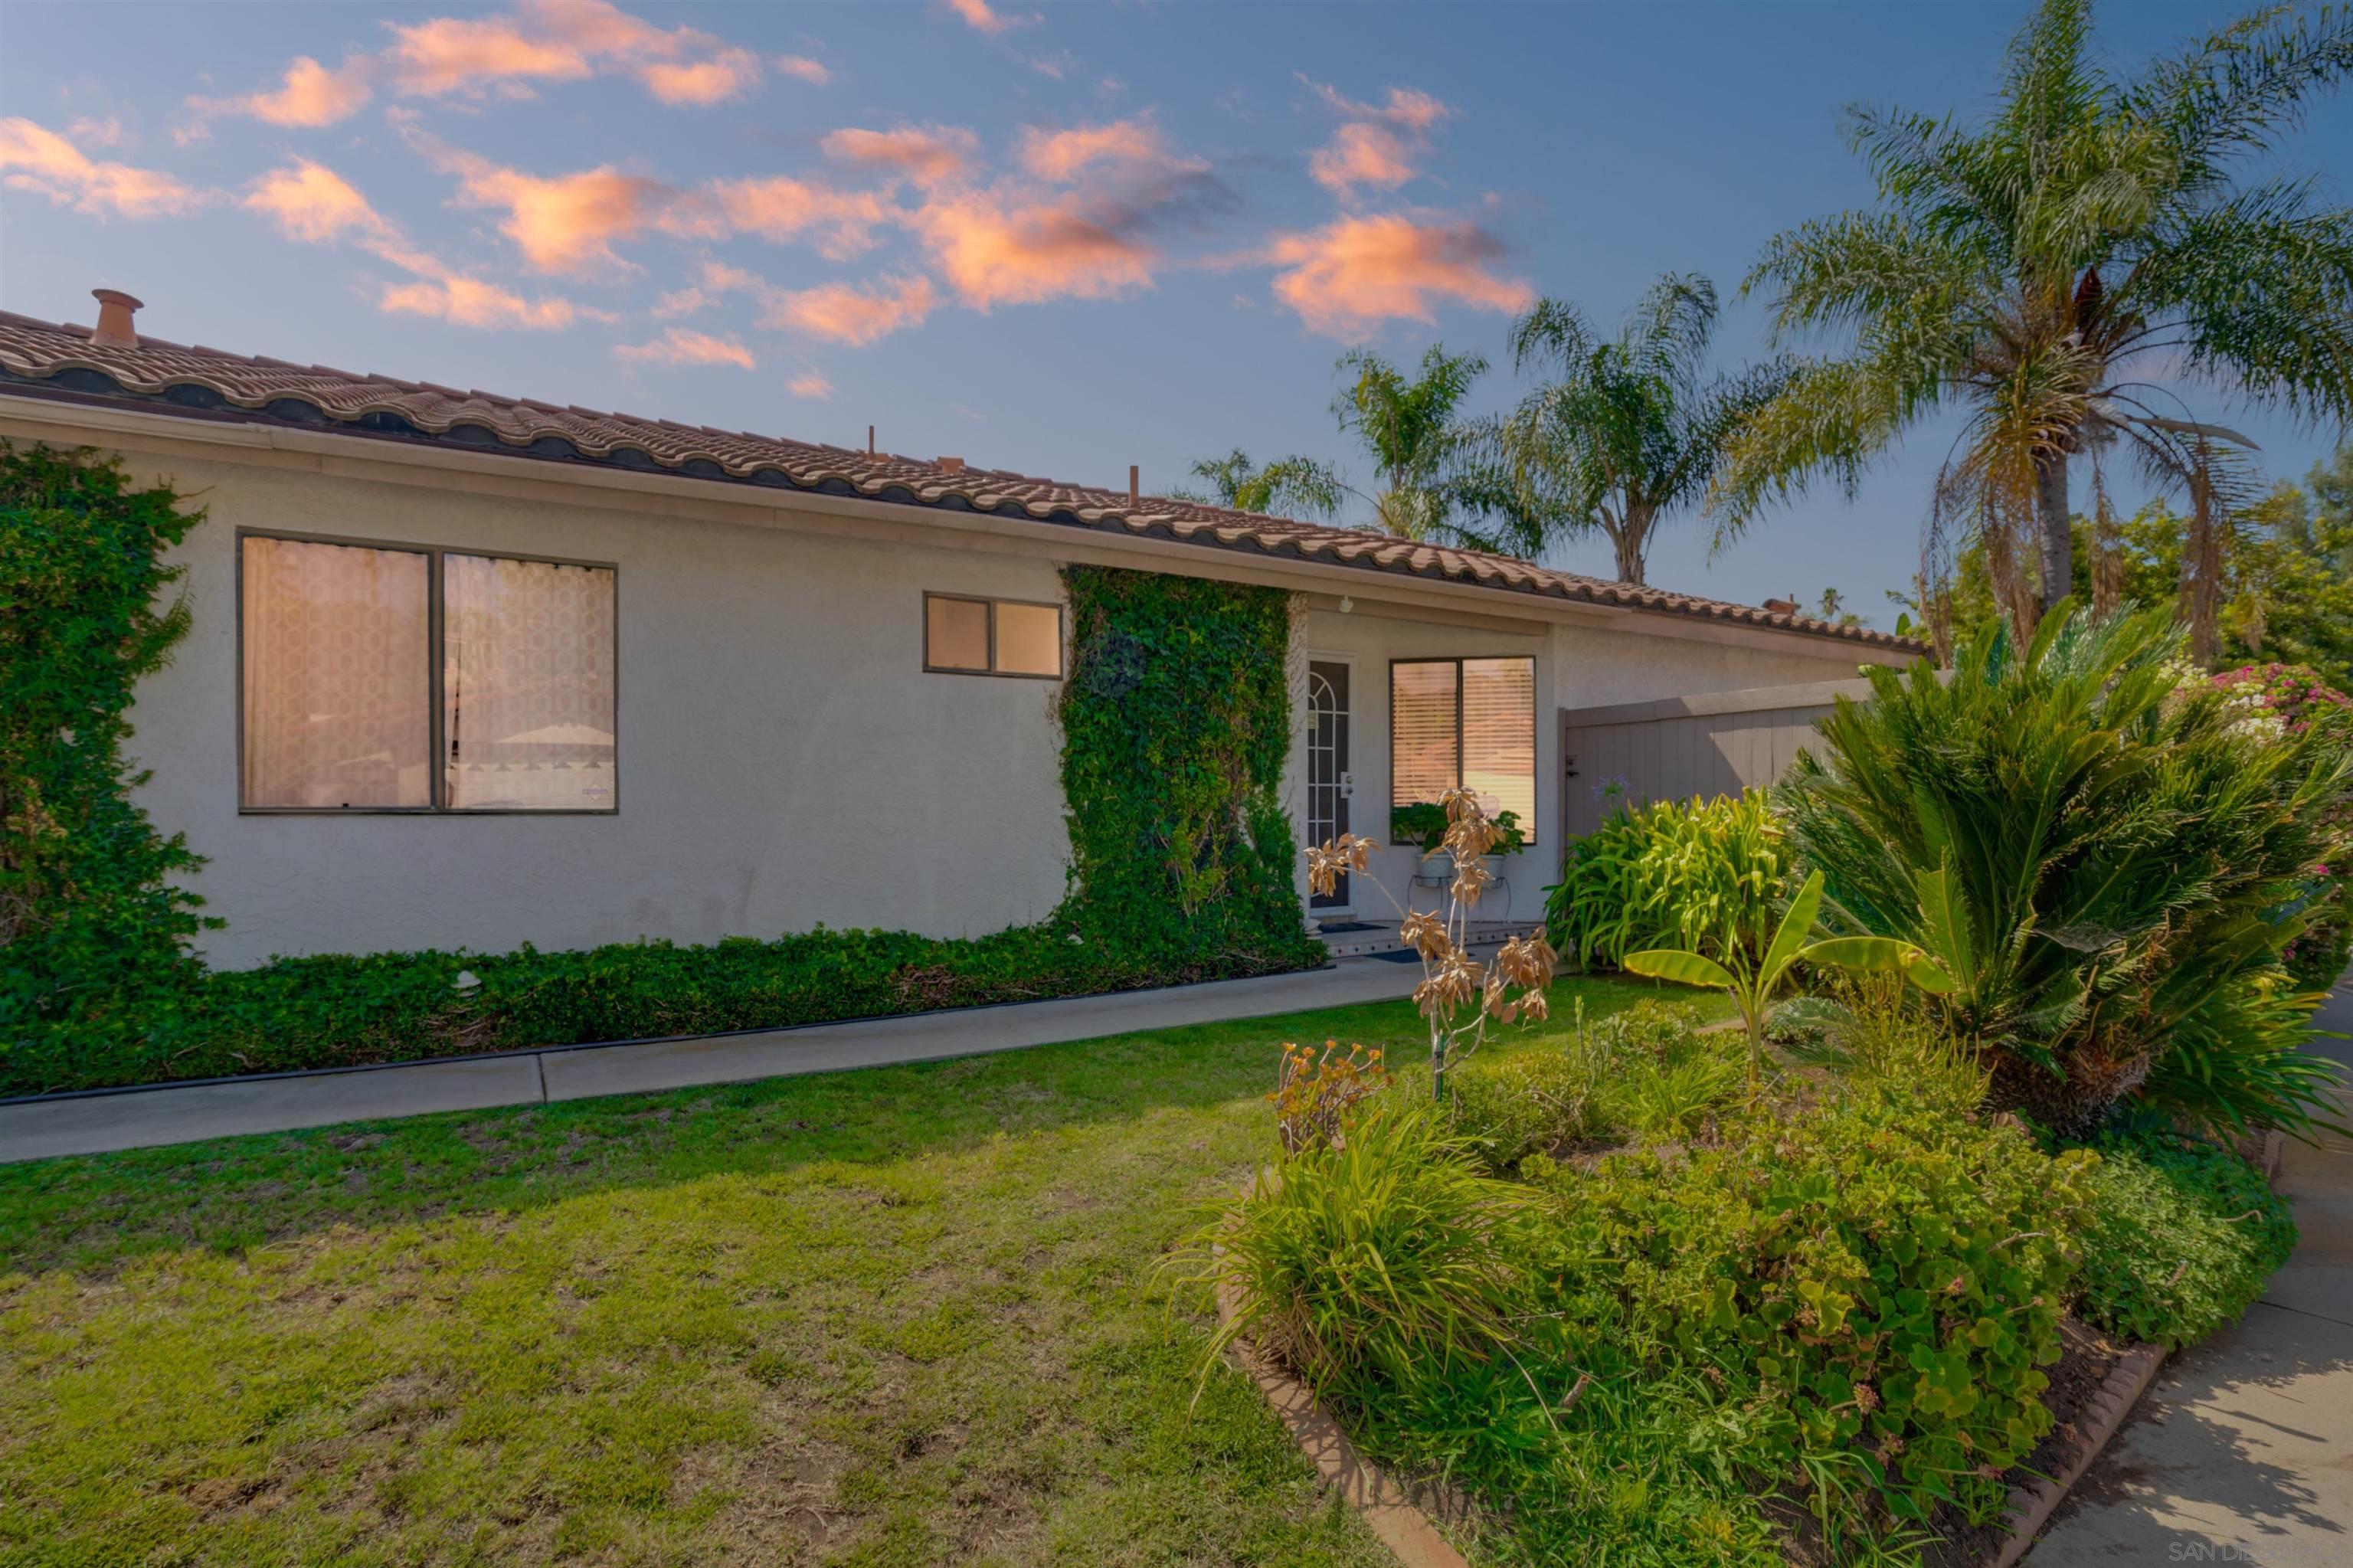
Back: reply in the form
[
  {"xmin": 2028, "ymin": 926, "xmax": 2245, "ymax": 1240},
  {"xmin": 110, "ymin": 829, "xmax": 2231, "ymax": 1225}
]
[{"xmin": 1305, "ymin": 785, "xmax": 1556, "ymax": 1098}]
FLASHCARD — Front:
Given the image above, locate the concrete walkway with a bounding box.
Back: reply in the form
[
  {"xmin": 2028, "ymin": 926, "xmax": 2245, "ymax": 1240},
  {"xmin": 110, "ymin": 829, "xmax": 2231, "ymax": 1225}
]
[
  {"xmin": 2029, "ymin": 969, "xmax": 2353, "ymax": 1566},
  {"xmin": 0, "ymin": 957, "xmax": 1431, "ymax": 1166}
]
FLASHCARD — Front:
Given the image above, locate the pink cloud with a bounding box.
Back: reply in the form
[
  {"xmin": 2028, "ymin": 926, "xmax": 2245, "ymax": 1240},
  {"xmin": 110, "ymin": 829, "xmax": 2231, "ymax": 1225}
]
[
  {"xmin": 766, "ymin": 275, "xmax": 938, "ymax": 345},
  {"xmin": 424, "ymin": 142, "xmax": 663, "ymax": 276},
  {"xmin": 1300, "ymin": 78, "xmax": 1456, "ymax": 198},
  {"xmin": 1303, "ymin": 79, "xmax": 1455, "ymax": 132},
  {"xmin": 909, "ymin": 191, "xmax": 1156, "ymax": 309},
  {"xmin": 652, "ymin": 285, "xmax": 711, "ymax": 318},
  {"xmin": 189, "ymin": 55, "xmax": 374, "ymax": 128},
  {"xmin": 0, "ymin": 117, "xmax": 207, "ymax": 218},
  {"xmin": 387, "ymin": 15, "xmax": 591, "ymax": 95},
  {"xmin": 387, "ymin": 2, "xmax": 761, "ymax": 104},
  {"xmin": 244, "ymin": 157, "xmax": 587, "ymax": 332},
  {"xmin": 1309, "ymin": 122, "xmax": 1412, "ymax": 195},
  {"xmin": 637, "ymin": 47, "xmax": 762, "ymax": 106},
  {"xmin": 944, "ymin": 0, "xmax": 1033, "ymax": 34},
  {"xmin": 383, "ymin": 276, "xmax": 580, "ymax": 329},
  {"xmin": 665, "ymin": 175, "xmax": 892, "ymax": 260},
  {"xmin": 616, "ymin": 326, "xmax": 755, "ymax": 368},
  {"xmin": 1016, "ymin": 117, "xmax": 1193, "ymax": 182},
  {"xmin": 1265, "ymin": 214, "xmax": 1532, "ymax": 341},
  {"xmin": 789, "ymin": 372, "xmax": 835, "ymax": 399},
  {"xmin": 66, "ymin": 116, "xmax": 128, "ymax": 149},
  {"xmin": 775, "ymin": 54, "xmax": 832, "ymax": 85},
  {"xmin": 820, "ymin": 124, "xmax": 977, "ymax": 188}
]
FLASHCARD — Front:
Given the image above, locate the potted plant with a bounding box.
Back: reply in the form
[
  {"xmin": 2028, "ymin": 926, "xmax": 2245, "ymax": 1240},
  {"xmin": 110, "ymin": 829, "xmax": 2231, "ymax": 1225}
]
[{"xmin": 1394, "ymin": 802, "xmax": 1525, "ymax": 872}]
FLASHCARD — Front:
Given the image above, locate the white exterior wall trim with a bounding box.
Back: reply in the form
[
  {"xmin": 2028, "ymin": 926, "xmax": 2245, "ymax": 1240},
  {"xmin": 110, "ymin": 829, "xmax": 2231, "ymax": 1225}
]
[{"xmin": 0, "ymin": 393, "xmax": 1913, "ymax": 667}]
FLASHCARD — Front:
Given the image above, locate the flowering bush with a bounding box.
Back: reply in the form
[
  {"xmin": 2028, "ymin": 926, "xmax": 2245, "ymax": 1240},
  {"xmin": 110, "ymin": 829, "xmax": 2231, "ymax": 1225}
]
[
  {"xmin": 2207, "ymin": 663, "xmax": 2353, "ymax": 735},
  {"xmin": 1269, "ymin": 1040, "xmax": 1389, "ymax": 1154}
]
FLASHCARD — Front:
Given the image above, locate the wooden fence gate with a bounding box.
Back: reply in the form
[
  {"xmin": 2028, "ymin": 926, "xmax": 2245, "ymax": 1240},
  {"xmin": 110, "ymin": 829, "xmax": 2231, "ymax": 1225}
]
[{"xmin": 1556, "ymin": 676, "xmax": 1877, "ymax": 843}]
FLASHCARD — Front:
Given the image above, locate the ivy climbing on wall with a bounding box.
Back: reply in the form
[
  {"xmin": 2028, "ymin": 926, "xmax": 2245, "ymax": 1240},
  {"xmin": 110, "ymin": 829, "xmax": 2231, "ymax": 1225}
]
[
  {"xmin": 1, "ymin": 442, "xmax": 215, "ymax": 1075},
  {"xmin": 1055, "ymin": 564, "xmax": 1320, "ymax": 979}
]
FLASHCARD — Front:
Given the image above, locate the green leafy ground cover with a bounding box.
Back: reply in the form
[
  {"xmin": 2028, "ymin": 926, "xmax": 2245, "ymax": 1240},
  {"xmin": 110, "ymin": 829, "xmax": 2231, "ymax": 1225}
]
[{"xmin": 0, "ymin": 977, "xmax": 1710, "ymax": 1567}]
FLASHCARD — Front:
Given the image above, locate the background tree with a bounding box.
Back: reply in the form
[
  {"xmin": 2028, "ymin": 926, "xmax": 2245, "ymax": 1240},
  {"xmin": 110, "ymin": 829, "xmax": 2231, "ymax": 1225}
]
[
  {"xmin": 1330, "ymin": 344, "xmax": 1488, "ymax": 542},
  {"xmin": 1714, "ymin": 0, "xmax": 2353, "ymax": 626},
  {"xmin": 1171, "ymin": 449, "xmax": 1344, "ymax": 519},
  {"xmin": 1487, "ymin": 273, "xmax": 1800, "ymax": 584}
]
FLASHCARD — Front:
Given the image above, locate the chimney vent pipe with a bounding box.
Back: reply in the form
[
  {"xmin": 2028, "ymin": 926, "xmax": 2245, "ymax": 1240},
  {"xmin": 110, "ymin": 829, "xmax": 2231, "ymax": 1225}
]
[
  {"xmin": 1127, "ymin": 464, "xmax": 1140, "ymax": 506},
  {"xmin": 91, "ymin": 288, "xmax": 142, "ymax": 348}
]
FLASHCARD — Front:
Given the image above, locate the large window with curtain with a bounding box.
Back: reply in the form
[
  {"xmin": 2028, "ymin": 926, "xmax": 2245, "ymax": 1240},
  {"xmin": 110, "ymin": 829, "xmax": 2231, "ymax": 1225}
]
[
  {"xmin": 240, "ymin": 533, "xmax": 616, "ymax": 812},
  {"xmin": 1389, "ymin": 656, "xmax": 1536, "ymax": 843}
]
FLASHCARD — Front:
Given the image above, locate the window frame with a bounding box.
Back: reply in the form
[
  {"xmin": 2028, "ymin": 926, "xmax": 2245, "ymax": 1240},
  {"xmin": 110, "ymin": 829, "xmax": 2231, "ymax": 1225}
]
[
  {"xmin": 235, "ymin": 527, "xmax": 620, "ymax": 816},
  {"xmin": 921, "ymin": 591, "xmax": 1064, "ymax": 680},
  {"xmin": 1386, "ymin": 655, "xmax": 1538, "ymax": 846}
]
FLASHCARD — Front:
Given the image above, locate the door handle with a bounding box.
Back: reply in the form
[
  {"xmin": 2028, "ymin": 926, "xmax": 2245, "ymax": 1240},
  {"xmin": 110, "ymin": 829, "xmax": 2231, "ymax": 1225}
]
[{"xmin": 1339, "ymin": 772, "xmax": 1355, "ymax": 799}]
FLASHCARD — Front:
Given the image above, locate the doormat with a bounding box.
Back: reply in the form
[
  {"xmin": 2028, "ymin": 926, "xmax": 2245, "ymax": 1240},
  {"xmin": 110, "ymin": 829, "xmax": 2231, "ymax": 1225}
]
[
  {"xmin": 1314, "ymin": 921, "xmax": 1380, "ymax": 934},
  {"xmin": 1368, "ymin": 948, "xmax": 1423, "ymax": 963}
]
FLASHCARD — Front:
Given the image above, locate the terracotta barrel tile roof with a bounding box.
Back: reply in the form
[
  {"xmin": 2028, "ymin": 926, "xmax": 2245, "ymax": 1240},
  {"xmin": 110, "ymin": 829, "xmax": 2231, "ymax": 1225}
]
[{"xmin": 0, "ymin": 309, "xmax": 1921, "ymax": 653}]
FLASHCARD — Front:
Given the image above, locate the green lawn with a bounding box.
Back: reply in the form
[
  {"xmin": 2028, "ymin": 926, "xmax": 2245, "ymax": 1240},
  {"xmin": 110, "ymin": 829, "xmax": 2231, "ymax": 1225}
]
[{"xmin": 0, "ymin": 976, "xmax": 1714, "ymax": 1568}]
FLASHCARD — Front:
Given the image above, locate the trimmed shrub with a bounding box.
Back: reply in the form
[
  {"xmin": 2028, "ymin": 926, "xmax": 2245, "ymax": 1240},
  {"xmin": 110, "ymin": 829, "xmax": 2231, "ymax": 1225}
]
[
  {"xmin": 1544, "ymin": 791, "xmax": 1786, "ymax": 971},
  {"xmin": 2074, "ymin": 1125, "xmax": 2297, "ymax": 1348},
  {"xmin": 3, "ymin": 920, "xmax": 1322, "ymax": 1096}
]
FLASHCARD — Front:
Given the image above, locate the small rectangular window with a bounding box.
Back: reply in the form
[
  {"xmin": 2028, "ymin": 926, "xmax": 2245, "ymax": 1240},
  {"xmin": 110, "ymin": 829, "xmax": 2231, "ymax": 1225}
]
[
  {"xmin": 925, "ymin": 594, "xmax": 992, "ymax": 672},
  {"xmin": 923, "ymin": 593, "xmax": 1062, "ymax": 679},
  {"xmin": 1390, "ymin": 656, "xmax": 1537, "ymax": 843}
]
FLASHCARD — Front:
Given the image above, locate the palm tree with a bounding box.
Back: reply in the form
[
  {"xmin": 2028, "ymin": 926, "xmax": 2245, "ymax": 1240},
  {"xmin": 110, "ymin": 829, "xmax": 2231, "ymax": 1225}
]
[
  {"xmin": 1714, "ymin": 0, "xmax": 2353, "ymax": 624},
  {"xmin": 1489, "ymin": 273, "xmax": 1800, "ymax": 585},
  {"xmin": 1173, "ymin": 449, "xmax": 1344, "ymax": 519},
  {"xmin": 1330, "ymin": 344, "xmax": 1487, "ymax": 541}
]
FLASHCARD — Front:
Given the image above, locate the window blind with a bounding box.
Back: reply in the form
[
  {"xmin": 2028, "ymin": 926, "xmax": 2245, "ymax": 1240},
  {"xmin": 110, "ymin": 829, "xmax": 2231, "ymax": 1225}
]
[
  {"xmin": 1389, "ymin": 656, "xmax": 1536, "ymax": 843},
  {"xmin": 1390, "ymin": 661, "xmax": 1461, "ymax": 818}
]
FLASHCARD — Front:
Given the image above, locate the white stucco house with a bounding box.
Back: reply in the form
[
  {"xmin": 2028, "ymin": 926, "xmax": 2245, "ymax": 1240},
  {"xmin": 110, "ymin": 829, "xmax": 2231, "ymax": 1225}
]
[{"xmin": 0, "ymin": 293, "xmax": 1919, "ymax": 971}]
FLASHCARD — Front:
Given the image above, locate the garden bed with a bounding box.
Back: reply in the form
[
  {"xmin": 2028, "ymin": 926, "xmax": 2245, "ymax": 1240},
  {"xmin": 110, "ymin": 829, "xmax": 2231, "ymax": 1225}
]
[{"xmin": 1202, "ymin": 997, "xmax": 2299, "ymax": 1567}]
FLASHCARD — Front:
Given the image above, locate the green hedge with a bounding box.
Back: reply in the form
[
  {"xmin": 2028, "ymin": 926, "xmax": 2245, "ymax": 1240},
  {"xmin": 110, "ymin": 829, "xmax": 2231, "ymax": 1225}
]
[
  {"xmin": 2, "ymin": 453, "xmax": 1324, "ymax": 1096},
  {"xmin": 5, "ymin": 924, "xmax": 1307, "ymax": 1094}
]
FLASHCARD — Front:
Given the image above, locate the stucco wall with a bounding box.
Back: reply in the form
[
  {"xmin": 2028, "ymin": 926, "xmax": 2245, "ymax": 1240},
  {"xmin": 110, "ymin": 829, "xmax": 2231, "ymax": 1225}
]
[
  {"xmin": 65, "ymin": 434, "xmax": 1897, "ymax": 970},
  {"xmin": 112, "ymin": 452, "xmax": 1074, "ymax": 969}
]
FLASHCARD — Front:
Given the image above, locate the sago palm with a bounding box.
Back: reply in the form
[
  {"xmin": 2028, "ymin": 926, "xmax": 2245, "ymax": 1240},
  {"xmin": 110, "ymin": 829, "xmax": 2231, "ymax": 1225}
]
[
  {"xmin": 1714, "ymin": 0, "xmax": 2353, "ymax": 623},
  {"xmin": 1488, "ymin": 273, "xmax": 1801, "ymax": 584},
  {"xmin": 1783, "ymin": 601, "xmax": 2350, "ymax": 1138}
]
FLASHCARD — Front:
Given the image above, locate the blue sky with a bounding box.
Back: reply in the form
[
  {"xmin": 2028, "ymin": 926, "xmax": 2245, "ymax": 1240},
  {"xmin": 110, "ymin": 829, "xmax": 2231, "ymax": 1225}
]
[{"xmin": 5, "ymin": 1, "xmax": 2349, "ymax": 627}]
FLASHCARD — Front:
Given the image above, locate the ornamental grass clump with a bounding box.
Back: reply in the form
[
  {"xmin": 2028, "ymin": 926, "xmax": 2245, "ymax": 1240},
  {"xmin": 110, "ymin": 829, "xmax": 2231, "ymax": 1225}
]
[
  {"xmin": 1200, "ymin": 1106, "xmax": 1532, "ymax": 1405},
  {"xmin": 1309, "ymin": 784, "xmax": 1558, "ymax": 1098}
]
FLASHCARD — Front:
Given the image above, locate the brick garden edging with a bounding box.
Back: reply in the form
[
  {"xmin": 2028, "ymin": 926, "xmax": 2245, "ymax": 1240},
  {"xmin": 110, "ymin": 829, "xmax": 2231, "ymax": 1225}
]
[
  {"xmin": 1985, "ymin": 1340, "xmax": 2166, "ymax": 1568},
  {"xmin": 1211, "ymin": 1272, "xmax": 1474, "ymax": 1568}
]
